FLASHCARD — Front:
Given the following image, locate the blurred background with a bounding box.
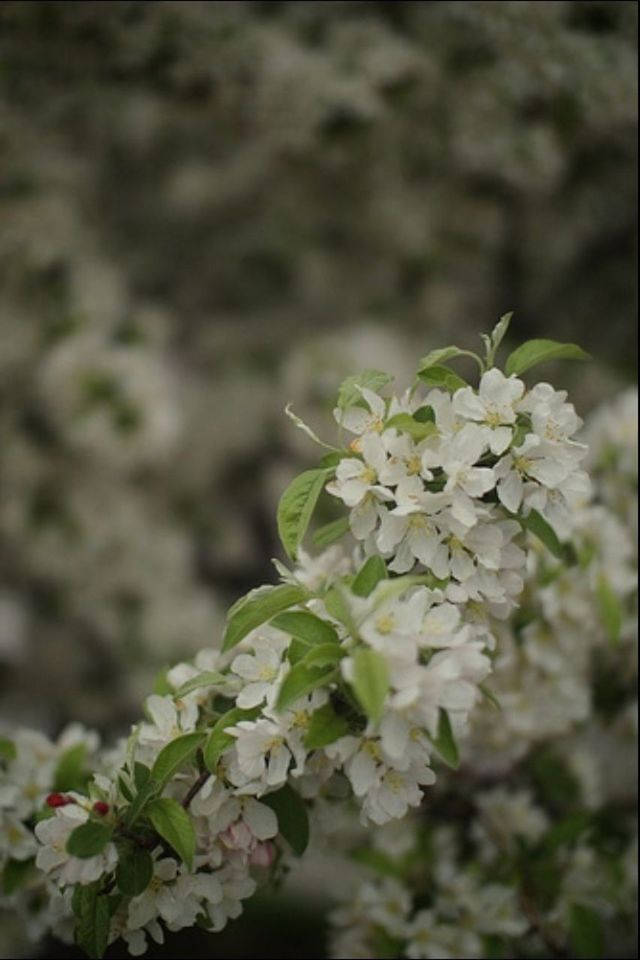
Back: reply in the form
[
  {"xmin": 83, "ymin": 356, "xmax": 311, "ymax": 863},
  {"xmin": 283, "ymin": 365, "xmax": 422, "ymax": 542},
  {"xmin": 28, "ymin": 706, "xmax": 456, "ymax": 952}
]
[{"xmin": 0, "ymin": 1, "xmax": 636, "ymax": 955}]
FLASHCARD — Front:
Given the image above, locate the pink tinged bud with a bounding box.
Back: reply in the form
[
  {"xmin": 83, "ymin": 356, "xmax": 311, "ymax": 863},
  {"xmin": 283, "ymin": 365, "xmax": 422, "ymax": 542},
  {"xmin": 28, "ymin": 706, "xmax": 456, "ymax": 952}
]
[
  {"xmin": 225, "ymin": 821, "xmax": 253, "ymax": 851},
  {"xmin": 249, "ymin": 841, "xmax": 276, "ymax": 868},
  {"xmin": 46, "ymin": 793, "xmax": 71, "ymax": 808},
  {"xmin": 92, "ymin": 801, "xmax": 110, "ymax": 816}
]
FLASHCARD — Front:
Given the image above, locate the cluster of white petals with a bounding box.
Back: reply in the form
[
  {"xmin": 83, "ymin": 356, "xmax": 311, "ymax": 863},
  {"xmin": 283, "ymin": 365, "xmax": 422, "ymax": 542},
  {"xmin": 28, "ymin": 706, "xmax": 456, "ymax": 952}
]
[{"xmin": 1, "ymin": 343, "xmax": 635, "ymax": 960}]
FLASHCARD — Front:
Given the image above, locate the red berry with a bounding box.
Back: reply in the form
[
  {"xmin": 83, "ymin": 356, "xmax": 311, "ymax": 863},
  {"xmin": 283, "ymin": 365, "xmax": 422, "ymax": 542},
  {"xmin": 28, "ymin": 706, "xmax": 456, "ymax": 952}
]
[
  {"xmin": 46, "ymin": 792, "xmax": 70, "ymax": 808},
  {"xmin": 92, "ymin": 801, "xmax": 110, "ymax": 816}
]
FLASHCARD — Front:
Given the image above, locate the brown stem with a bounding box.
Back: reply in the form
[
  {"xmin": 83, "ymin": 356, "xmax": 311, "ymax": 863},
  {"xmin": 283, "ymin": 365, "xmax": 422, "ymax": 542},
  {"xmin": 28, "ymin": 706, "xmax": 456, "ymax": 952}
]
[
  {"xmin": 115, "ymin": 825, "xmax": 157, "ymax": 850},
  {"xmin": 182, "ymin": 769, "xmax": 211, "ymax": 809}
]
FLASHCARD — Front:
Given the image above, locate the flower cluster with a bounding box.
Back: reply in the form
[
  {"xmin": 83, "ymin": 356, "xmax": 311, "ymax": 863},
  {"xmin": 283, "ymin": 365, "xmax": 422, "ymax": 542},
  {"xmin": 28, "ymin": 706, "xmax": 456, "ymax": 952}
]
[{"xmin": 2, "ymin": 324, "xmax": 632, "ymax": 960}]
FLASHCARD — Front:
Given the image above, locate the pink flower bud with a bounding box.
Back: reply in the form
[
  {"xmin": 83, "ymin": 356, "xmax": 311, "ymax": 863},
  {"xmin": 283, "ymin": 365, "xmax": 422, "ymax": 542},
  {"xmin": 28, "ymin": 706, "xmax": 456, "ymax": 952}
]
[
  {"xmin": 46, "ymin": 793, "xmax": 71, "ymax": 808},
  {"xmin": 249, "ymin": 841, "xmax": 276, "ymax": 868}
]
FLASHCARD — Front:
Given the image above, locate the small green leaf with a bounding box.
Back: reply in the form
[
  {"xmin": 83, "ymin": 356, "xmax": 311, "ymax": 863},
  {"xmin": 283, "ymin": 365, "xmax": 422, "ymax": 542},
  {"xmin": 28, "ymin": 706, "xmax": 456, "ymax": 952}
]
[
  {"xmin": 596, "ymin": 576, "xmax": 622, "ymax": 645},
  {"xmin": 416, "ymin": 365, "xmax": 468, "ymax": 391},
  {"xmin": 312, "ymin": 516, "xmax": 350, "ymax": 548},
  {"xmin": 352, "ymin": 556, "xmax": 388, "ymax": 598},
  {"xmin": 287, "ymin": 638, "xmax": 309, "ymax": 664},
  {"xmin": 413, "ymin": 405, "xmax": 435, "ymax": 423},
  {"xmin": 324, "ymin": 585, "xmax": 356, "ymax": 634},
  {"xmin": 271, "ymin": 610, "xmax": 339, "ymax": 647},
  {"xmin": 418, "ymin": 346, "xmax": 469, "ymax": 370},
  {"xmin": 337, "ymin": 369, "xmax": 393, "ymax": 411},
  {"xmin": 350, "ymin": 648, "xmax": 389, "ymax": 724},
  {"xmin": 150, "ymin": 732, "xmax": 205, "ymax": 788},
  {"xmin": 73, "ymin": 884, "xmax": 110, "ymax": 960},
  {"xmin": 124, "ymin": 778, "xmax": 161, "ymax": 828},
  {"xmin": 173, "ymin": 671, "xmax": 227, "ymax": 699},
  {"xmin": 53, "ymin": 743, "xmax": 87, "ymax": 792},
  {"xmin": 115, "ymin": 843, "xmax": 153, "ymax": 896},
  {"xmin": 520, "ymin": 509, "xmax": 564, "ymax": 560},
  {"xmin": 303, "ymin": 703, "xmax": 349, "ymax": 750},
  {"xmin": 482, "ymin": 313, "xmax": 512, "ymax": 367},
  {"xmin": 2, "ymin": 857, "xmax": 35, "ymax": 895},
  {"xmin": 431, "ymin": 708, "xmax": 459, "ymax": 769},
  {"xmin": 152, "ymin": 667, "xmax": 173, "ymax": 695},
  {"xmin": 276, "ymin": 662, "xmax": 335, "ymax": 712},
  {"xmin": 262, "ymin": 784, "xmax": 309, "ymax": 855},
  {"xmin": 222, "ymin": 583, "xmax": 310, "ymax": 653},
  {"xmin": 203, "ymin": 707, "xmax": 260, "ymax": 772},
  {"xmin": 0, "ymin": 737, "xmax": 16, "ymax": 761},
  {"xmin": 146, "ymin": 797, "xmax": 196, "ymax": 869},
  {"xmin": 302, "ymin": 643, "xmax": 343, "ymax": 669},
  {"xmin": 384, "ymin": 413, "xmax": 438, "ymax": 442},
  {"xmin": 569, "ymin": 902, "xmax": 604, "ymax": 960},
  {"xmin": 66, "ymin": 821, "xmax": 114, "ymax": 859},
  {"xmin": 134, "ymin": 762, "xmax": 151, "ymax": 791},
  {"xmin": 277, "ymin": 468, "xmax": 334, "ymax": 560},
  {"xmin": 505, "ymin": 339, "xmax": 590, "ymax": 377}
]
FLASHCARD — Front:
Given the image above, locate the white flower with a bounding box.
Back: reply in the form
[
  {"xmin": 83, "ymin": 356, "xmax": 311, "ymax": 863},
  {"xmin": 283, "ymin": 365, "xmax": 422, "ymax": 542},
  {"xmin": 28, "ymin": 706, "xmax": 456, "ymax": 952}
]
[
  {"xmin": 231, "ymin": 637, "xmax": 287, "ymax": 709},
  {"xmin": 35, "ymin": 802, "xmax": 117, "ymax": 886},
  {"xmin": 453, "ymin": 368, "xmax": 525, "ymax": 454},
  {"xmin": 335, "ymin": 387, "xmax": 387, "ymax": 437},
  {"xmin": 226, "ymin": 717, "xmax": 292, "ymax": 793},
  {"xmin": 138, "ymin": 694, "xmax": 199, "ymax": 750}
]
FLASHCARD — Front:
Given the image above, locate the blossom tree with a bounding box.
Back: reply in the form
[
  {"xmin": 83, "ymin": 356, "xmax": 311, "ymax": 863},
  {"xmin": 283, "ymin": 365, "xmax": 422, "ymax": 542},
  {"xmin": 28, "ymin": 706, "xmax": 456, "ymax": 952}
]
[{"xmin": 0, "ymin": 318, "xmax": 636, "ymax": 959}]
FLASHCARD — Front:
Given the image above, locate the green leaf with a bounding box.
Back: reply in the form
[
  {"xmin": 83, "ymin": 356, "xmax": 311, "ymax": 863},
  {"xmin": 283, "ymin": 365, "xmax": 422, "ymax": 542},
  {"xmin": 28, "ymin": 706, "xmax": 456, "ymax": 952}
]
[
  {"xmin": 115, "ymin": 843, "xmax": 153, "ymax": 896},
  {"xmin": 66, "ymin": 821, "xmax": 114, "ymax": 859},
  {"xmin": 124, "ymin": 778, "xmax": 161, "ymax": 828},
  {"xmin": 271, "ymin": 610, "xmax": 339, "ymax": 647},
  {"xmin": 146, "ymin": 797, "xmax": 196, "ymax": 869},
  {"xmin": 384, "ymin": 413, "xmax": 438, "ymax": 442},
  {"xmin": 222, "ymin": 583, "xmax": 310, "ymax": 653},
  {"xmin": 596, "ymin": 576, "xmax": 622, "ymax": 645},
  {"xmin": 520, "ymin": 509, "xmax": 564, "ymax": 560},
  {"xmin": 350, "ymin": 648, "xmax": 389, "ymax": 724},
  {"xmin": 262, "ymin": 784, "xmax": 309, "ymax": 855},
  {"xmin": 416, "ymin": 365, "xmax": 467, "ymax": 391},
  {"xmin": 73, "ymin": 884, "xmax": 110, "ymax": 960},
  {"xmin": 505, "ymin": 339, "xmax": 590, "ymax": 377},
  {"xmin": 277, "ymin": 468, "xmax": 334, "ymax": 561},
  {"xmin": 312, "ymin": 516, "xmax": 350, "ymax": 548},
  {"xmin": 0, "ymin": 737, "xmax": 16, "ymax": 761},
  {"xmin": 53, "ymin": 743, "xmax": 87, "ymax": 792},
  {"xmin": 418, "ymin": 346, "xmax": 469, "ymax": 370},
  {"xmin": 481, "ymin": 312, "xmax": 512, "ymax": 367},
  {"xmin": 569, "ymin": 903, "xmax": 604, "ymax": 960},
  {"xmin": 431, "ymin": 708, "xmax": 459, "ymax": 769},
  {"xmin": 275, "ymin": 662, "xmax": 335, "ymax": 712},
  {"xmin": 324, "ymin": 585, "xmax": 356, "ymax": 634},
  {"xmin": 337, "ymin": 369, "xmax": 393, "ymax": 411},
  {"xmin": 351, "ymin": 556, "xmax": 388, "ymax": 598},
  {"xmin": 303, "ymin": 703, "xmax": 349, "ymax": 750},
  {"xmin": 173, "ymin": 671, "xmax": 227, "ymax": 699},
  {"xmin": 413, "ymin": 405, "xmax": 435, "ymax": 423},
  {"xmin": 152, "ymin": 667, "xmax": 173, "ymax": 695},
  {"xmin": 302, "ymin": 643, "xmax": 343, "ymax": 669},
  {"xmin": 134, "ymin": 762, "xmax": 151, "ymax": 791},
  {"xmin": 150, "ymin": 732, "xmax": 205, "ymax": 788},
  {"xmin": 203, "ymin": 707, "xmax": 260, "ymax": 772},
  {"xmin": 2, "ymin": 857, "xmax": 35, "ymax": 895},
  {"xmin": 287, "ymin": 638, "xmax": 309, "ymax": 664}
]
